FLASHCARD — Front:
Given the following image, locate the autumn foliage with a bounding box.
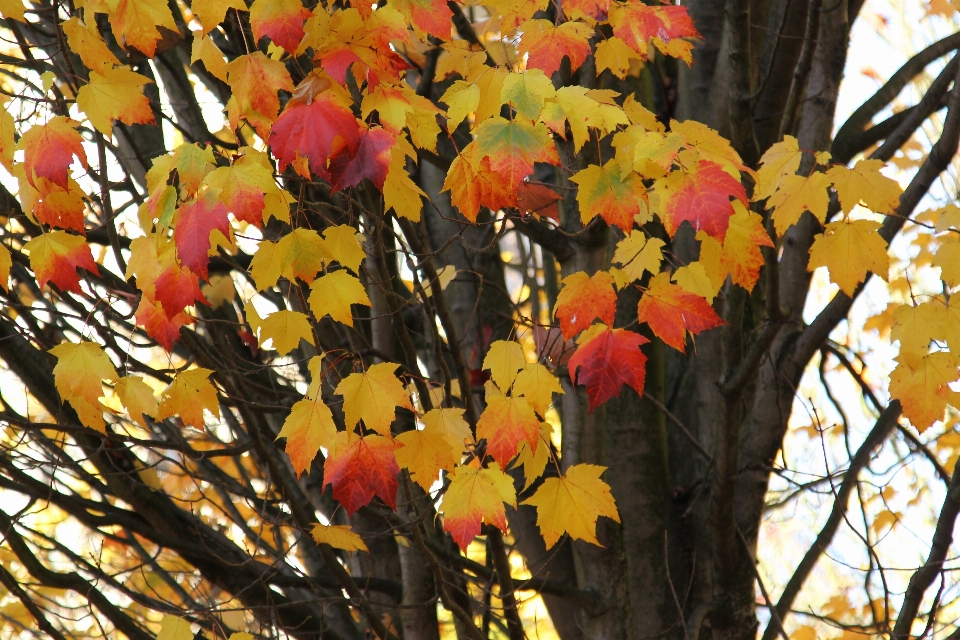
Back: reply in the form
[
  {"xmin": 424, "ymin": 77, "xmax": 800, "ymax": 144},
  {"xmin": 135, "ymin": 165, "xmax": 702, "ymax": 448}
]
[{"xmin": 1, "ymin": 0, "xmax": 960, "ymax": 638}]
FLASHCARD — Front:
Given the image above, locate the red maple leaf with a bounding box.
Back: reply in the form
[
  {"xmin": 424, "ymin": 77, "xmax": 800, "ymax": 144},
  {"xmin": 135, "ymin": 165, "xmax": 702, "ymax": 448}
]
[
  {"xmin": 135, "ymin": 297, "xmax": 193, "ymax": 351},
  {"xmin": 154, "ymin": 262, "xmax": 207, "ymax": 318},
  {"xmin": 323, "ymin": 434, "xmax": 399, "ymax": 515},
  {"xmin": 637, "ymin": 274, "xmax": 724, "ymax": 352},
  {"xmin": 517, "ymin": 182, "xmax": 562, "ymax": 221},
  {"xmin": 269, "ymin": 90, "xmax": 361, "ymax": 182},
  {"xmin": 173, "ymin": 190, "xmax": 230, "ymax": 279},
  {"xmin": 24, "ymin": 231, "xmax": 97, "ymax": 293},
  {"xmin": 611, "ymin": 4, "xmax": 700, "ymax": 54},
  {"xmin": 328, "ymin": 126, "xmax": 393, "ymax": 192},
  {"xmin": 250, "ymin": 0, "xmax": 311, "ymax": 53},
  {"xmin": 568, "ymin": 326, "xmax": 648, "ymax": 410},
  {"xmin": 19, "ymin": 117, "xmax": 87, "ymax": 189},
  {"xmin": 658, "ymin": 160, "xmax": 747, "ymax": 241}
]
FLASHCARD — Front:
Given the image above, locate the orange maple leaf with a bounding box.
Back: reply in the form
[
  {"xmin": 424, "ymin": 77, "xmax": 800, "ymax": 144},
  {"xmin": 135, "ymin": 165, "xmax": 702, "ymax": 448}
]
[
  {"xmin": 323, "ymin": 433, "xmax": 399, "ymax": 514},
  {"xmin": 637, "ymin": 273, "xmax": 724, "ymax": 352},
  {"xmin": 519, "ymin": 19, "xmax": 594, "ymax": 78},
  {"xmin": 554, "ymin": 271, "xmax": 617, "ymax": 340},
  {"xmin": 477, "ymin": 394, "xmax": 540, "ymax": 465},
  {"xmin": 441, "ymin": 463, "xmax": 516, "ymax": 551},
  {"xmin": 17, "ymin": 117, "xmax": 86, "ymax": 190},
  {"xmin": 250, "ymin": 0, "xmax": 312, "ymax": 53},
  {"xmin": 135, "ymin": 297, "xmax": 193, "ymax": 351},
  {"xmin": 23, "ymin": 231, "xmax": 97, "ymax": 293}
]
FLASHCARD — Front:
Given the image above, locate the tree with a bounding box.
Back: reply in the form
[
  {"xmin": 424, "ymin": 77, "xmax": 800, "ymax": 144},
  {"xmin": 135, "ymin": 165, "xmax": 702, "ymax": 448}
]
[{"xmin": 0, "ymin": 0, "xmax": 958, "ymax": 638}]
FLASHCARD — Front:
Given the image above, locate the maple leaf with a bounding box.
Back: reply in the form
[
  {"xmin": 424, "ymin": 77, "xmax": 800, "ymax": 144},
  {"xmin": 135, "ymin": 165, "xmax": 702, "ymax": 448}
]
[
  {"xmin": 595, "ymin": 37, "xmax": 644, "ymax": 79},
  {"xmin": 477, "ymin": 394, "xmax": 540, "ymax": 465},
  {"xmin": 204, "ymin": 152, "xmax": 289, "ymax": 228},
  {"xmin": 335, "ymin": 362, "xmax": 413, "ymax": 436},
  {"xmin": 157, "ymin": 368, "xmax": 220, "ymax": 429},
  {"xmin": 512, "ymin": 422, "xmax": 553, "ymax": 490},
  {"xmin": 501, "ymin": 69, "xmax": 556, "ymax": 121},
  {"xmin": 612, "ymin": 231, "xmax": 664, "ymax": 283},
  {"xmin": 384, "ymin": 144, "xmax": 428, "ymax": 221},
  {"xmin": 192, "ymin": 32, "xmax": 229, "ymax": 82},
  {"xmin": 323, "ymin": 433, "xmax": 399, "ymax": 514},
  {"xmin": 308, "ymin": 270, "xmax": 371, "ymax": 326},
  {"xmin": 173, "ymin": 189, "xmax": 231, "ymax": 279},
  {"xmin": 564, "ymin": 0, "xmax": 610, "ymax": 20},
  {"xmin": 473, "ymin": 117, "xmax": 560, "ymax": 190},
  {"xmin": 442, "ymin": 146, "xmax": 516, "ymax": 222},
  {"xmin": 328, "ymin": 126, "xmax": 393, "ymax": 192},
  {"xmin": 672, "ymin": 262, "xmax": 719, "ymax": 302},
  {"xmin": 23, "ymin": 231, "xmax": 97, "ymax": 293},
  {"xmin": 671, "ymin": 120, "xmax": 747, "ymax": 175},
  {"xmin": 568, "ymin": 325, "xmax": 648, "ymax": 410},
  {"xmin": 517, "ymin": 182, "xmax": 562, "ymax": 221},
  {"xmin": 933, "ymin": 234, "xmax": 960, "ymax": 288},
  {"xmin": 250, "ymin": 0, "xmax": 312, "ymax": 52},
  {"xmin": 259, "ymin": 310, "xmax": 315, "ymax": 355},
  {"xmin": 752, "ymin": 135, "xmax": 802, "ymax": 202},
  {"xmin": 77, "ymin": 67, "xmax": 154, "ymax": 136},
  {"xmin": 17, "ymin": 117, "xmax": 86, "ymax": 190},
  {"xmin": 767, "ymin": 172, "xmax": 833, "ymax": 235},
  {"xmin": 572, "ymin": 160, "xmax": 648, "ymax": 231},
  {"xmin": 277, "ymin": 396, "xmax": 336, "ymax": 476},
  {"xmin": 269, "ymin": 83, "xmax": 360, "ymax": 182},
  {"xmin": 226, "ymin": 53, "xmax": 295, "ymax": 139},
  {"xmin": 513, "ymin": 362, "xmax": 564, "ymax": 416},
  {"xmin": 396, "ymin": 426, "xmax": 459, "ymax": 490},
  {"xmin": 154, "ymin": 261, "xmax": 207, "ymax": 318},
  {"xmin": 312, "ymin": 524, "xmax": 368, "ymax": 552},
  {"xmin": 62, "ymin": 17, "xmax": 120, "ymax": 70},
  {"xmin": 171, "ymin": 143, "xmax": 216, "ymax": 195},
  {"xmin": 192, "ymin": 0, "xmax": 248, "ymax": 32},
  {"xmin": 522, "ymin": 464, "xmax": 620, "ymax": 548},
  {"xmin": 655, "ymin": 159, "xmax": 747, "ymax": 240},
  {"xmin": 703, "ymin": 203, "xmax": 774, "ymax": 291},
  {"xmin": 483, "ymin": 340, "xmax": 527, "ymax": 391},
  {"xmin": 540, "ymin": 86, "xmax": 612, "ymax": 152},
  {"xmin": 389, "ymin": 0, "xmax": 453, "ymax": 38},
  {"xmin": 554, "ymin": 271, "xmax": 617, "ymax": 340},
  {"xmin": 135, "ymin": 297, "xmax": 193, "ymax": 351},
  {"xmin": 637, "ymin": 273, "xmax": 724, "ymax": 352},
  {"xmin": 808, "ymin": 218, "xmax": 889, "ymax": 296},
  {"xmin": 0, "ymin": 245, "xmax": 10, "ymax": 292},
  {"xmin": 158, "ymin": 616, "xmax": 193, "ymax": 640},
  {"xmin": 827, "ymin": 159, "xmax": 903, "ymax": 214},
  {"xmin": 323, "ymin": 225, "xmax": 366, "ymax": 274},
  {"xmin": 609, "ymin": 3, "xmax": 700, "ymax": 62},
  {"xmin": 109, "ymin": 0, "xmax": 179, "ymax": 57},
  {"xmin": 519, "ymin": 19, "xmax": 594, "ymax": 78},
  {"xmin": 16, "ymin": 170, "xmax": 87, "ymax": 233},
  {"xmin": 441, "ymin": 463, "xmax": 516, "ymax": 551},
  {"xmin": 613, "ymin": 127, "xmax": 683, "ymax": 180},
  {"xmin": 440, "ymin": 80, "xmax": 481, "ymax": 132},
  {"xmin": 889, "ymin": 352, "xmax": 960, "ymax": 430},
  {"xmin": 422, "ymin": 407, "xmax": 474, "ymax": 454},
  {"xmin": 50, "ymin": 341, "xmax": 117, "ymax": 431},
  {"xmin": 114, "ymin": 376, "xmax": 159, "ymax": 427},
  {"xmin": 277, "ymin": 228, "xmax": 336, "ymax": 284}
]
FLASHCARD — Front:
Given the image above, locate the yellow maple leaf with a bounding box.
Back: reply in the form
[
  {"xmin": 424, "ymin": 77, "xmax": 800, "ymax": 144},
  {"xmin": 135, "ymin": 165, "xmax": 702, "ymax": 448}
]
[
  {"xmin": 396, "ymin": 426, "xmax": 459, "ymax": 490},
  {"xmin": 62, "ymin": 17, "xmax": 121, "ymax": 70},
  {"xmin": 522, "ymin": 463, "xmax": 620, "ymax": 549},
  {"xmin": 114, "ymin": 376, "xmax": 158, "ymax": 427},
  {"xmin": 827, "ymin": 159, "xmax": 903, "ymax": 214},
  {"xmin": 384, "ymin": 144, "xmax": 427, "ymax": 221},
  {"xmin": 250, "ymin": 240, "xmax": 284, "ymax": 290},
  {"xmin": 311, "ymin": 523, "xmax": 368, "ymax": 552},
  {"xmin": 191, "ymin": 0, "xmax": 247, "ymax": 32},
  {"xmin": 308, "ymin": 270, "xmax": 371, "ymax": 327},
  {"xmin": 752, "ymin": 135, "xmax": 802, "ymax": 202},
  {"xmin": 323, "ymin": 225, "xmax": 366, "ymax": 274},
  {"xmin": 77, "ymin": 67, "xmax": 155, "ymax": 136},
  {"xmin": 767, "ymin": 171, "xmax": 832, "ymax": 235},
  {"xmin": 335, "ymin": 362, "xmax": 413, "ymax": 436},
  {"xmin": 440, "ymin": 80, "xmax": 481, "ymax": 132},
  {"xmin": 891, "ymin": 302, "xmax": 945, "ymax": 367},
  {"xmin": 277, "ymin": 396, "xmax": 336, "ymax": 476},
  {"xmin": 512, "ymin": 422, "xmax": 553, "ymax": 490},
  {"xmin": 933, "ymin": 233, "xmax": 960, "ymax": 288},
  {"xmin": 889, "ymin": 351, "xmax": 960, "ymax": 431},
  {"xmin": 612, "ymin": 231, "xmax": 664, "ymax": 283},
  {"xmin": 595, "ymin": 37, "xmax": 643, "ymax": 80},
  {"xmin": 483, "ymin": 340, "xmax": 526, "ymax": 391},
  {"xmin": 468, "ymin": 66, "xmax": 508, "ymax": 123},
  {"xmin": 501, "ymin": 69, "xmax": 555, "ymax": 121},
  {"xmin": 259, "ymin": 310, "xmax": 315, "ymax": 355},
  {"xmin": 421, "ymin": 407, "xmax": 473, "ymax": 455},
  {"xmin": 278, "ymin": 228, "xmax": 335, "ymax": 284},
  {"xmin": 49, "ymin": 341, "xmax": 118, "ymax": 431},
  {"xmin": 673, "ymin": 262, "xmax": 720, "ymax": 302},
  {"xmin": 171, "ymin": 143, "xmax": 216, "ymax": 195},
  {"xmin": 540, "ymin": 87, "xmax": 610, "ymax": 153},
  {"xmin": 109, "ymin": 0, "xmax": 179, "ymax": 58},
  {"xmin": 808, "ymin": 218, "xmax": 889, "ymax": 296},
  {"xmin": 157, "ymin": 615, "xmax": 194, "ymax": 640},
  {"xmin": 0, "ymin": 0, "xmax": 26, "ymax": 22},
  {"xmin": 513, "ymin": 362, "xmax": 563, "ymax": 417},
  {"xmin": 157, "ymin": 368, "xmax": 220, "ymax": 429}
]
